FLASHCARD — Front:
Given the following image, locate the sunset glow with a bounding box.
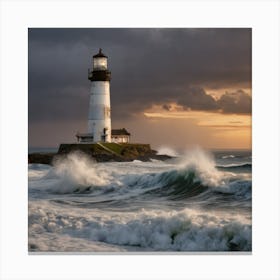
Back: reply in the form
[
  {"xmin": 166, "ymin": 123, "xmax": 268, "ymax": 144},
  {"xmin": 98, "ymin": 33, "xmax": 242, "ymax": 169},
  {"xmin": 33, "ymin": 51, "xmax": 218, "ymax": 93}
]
[{"xmin": 143, "ymin": 104, "xmax": 251, "ymax": 149}]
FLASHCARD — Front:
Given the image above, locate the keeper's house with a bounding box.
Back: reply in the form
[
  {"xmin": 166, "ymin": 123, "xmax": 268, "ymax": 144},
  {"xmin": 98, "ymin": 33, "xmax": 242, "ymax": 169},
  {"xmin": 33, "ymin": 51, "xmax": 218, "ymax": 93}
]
[
  {"xmin": 76, "ymin": 128, "xmax": 130, "ymax": 144},
  {"xmin": 111, "ymin": 128, "xmax": 130, "ymax": 143}
]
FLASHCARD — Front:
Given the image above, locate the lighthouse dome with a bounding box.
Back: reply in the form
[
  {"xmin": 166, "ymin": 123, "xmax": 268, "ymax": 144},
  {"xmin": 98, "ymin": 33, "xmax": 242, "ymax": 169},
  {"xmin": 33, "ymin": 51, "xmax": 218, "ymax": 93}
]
[{"xmin": 93, "ymin": 48, "xmax": 108, "ymax": 70}]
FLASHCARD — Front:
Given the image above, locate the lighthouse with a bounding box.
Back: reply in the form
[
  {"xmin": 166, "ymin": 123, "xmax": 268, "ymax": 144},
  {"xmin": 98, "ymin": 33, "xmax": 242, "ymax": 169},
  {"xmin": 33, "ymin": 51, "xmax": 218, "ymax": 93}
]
[
  {"xmin": 87, "ymin": 48, "xmax": 111, "ymax": 142},
  {"xmin": 76, "ymin": 49, "xmax": 131, "ymax": 144}
]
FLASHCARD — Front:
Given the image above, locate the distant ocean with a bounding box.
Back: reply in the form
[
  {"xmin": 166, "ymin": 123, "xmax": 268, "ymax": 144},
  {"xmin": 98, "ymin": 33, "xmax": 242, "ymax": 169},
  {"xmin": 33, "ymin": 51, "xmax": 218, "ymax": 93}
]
[{"xmin": 28, "ymin": 148, "xmax": 252, "ymax": 252}]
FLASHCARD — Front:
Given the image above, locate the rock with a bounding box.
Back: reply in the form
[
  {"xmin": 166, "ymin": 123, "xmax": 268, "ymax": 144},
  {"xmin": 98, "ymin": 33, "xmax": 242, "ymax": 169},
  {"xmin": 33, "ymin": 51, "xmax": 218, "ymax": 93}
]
[
  {"xmin": 28, "ymin": 153, "xmax": 55, "ymax": 164},
  {"xmin": 28, "ymin": 143, "xmax": 173, "ymax": 164}
]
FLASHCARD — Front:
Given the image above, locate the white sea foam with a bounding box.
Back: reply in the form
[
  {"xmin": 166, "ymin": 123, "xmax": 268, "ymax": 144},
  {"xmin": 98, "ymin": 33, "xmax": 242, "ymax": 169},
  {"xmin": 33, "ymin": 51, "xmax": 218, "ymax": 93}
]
[
  {"xmin": 222, "ymin": 155, "xmax": 235, "ymax": 159},
  {"xmin": 157, "ymin": 146, "xmax": 178, "ymax": 157},
  {"xmin": 132, "ymin": 160, "xmax": 143, "ymax": 163},
  {"xmin": 28, "ymin": 201, "xmax": 251, "ymax": 252},
  {"xmin": 29, "ymin": 231, "xmax": 125, "ymax": 252},
  {"xmin": 28, "ymin": 164, "xmax": 51, "ymax": 180},
  {"xmin": 218, "ymin": 162, "xmax": 251, "ymax": 168}
]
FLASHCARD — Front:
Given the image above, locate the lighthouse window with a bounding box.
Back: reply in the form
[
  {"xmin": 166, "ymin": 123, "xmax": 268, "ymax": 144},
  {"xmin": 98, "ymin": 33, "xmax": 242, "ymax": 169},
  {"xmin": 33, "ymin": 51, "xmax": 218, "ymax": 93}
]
[{"xmin": 93, "ymin": 58, "xmax": 107, "ymax": 70}]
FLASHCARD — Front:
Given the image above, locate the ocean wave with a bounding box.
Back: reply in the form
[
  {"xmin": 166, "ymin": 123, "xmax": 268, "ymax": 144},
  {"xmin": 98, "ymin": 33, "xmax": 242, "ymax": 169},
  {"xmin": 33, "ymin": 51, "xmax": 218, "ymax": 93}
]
[
  {"xmin": 28, "ymin": 164, "xmax": 51, "ymax": 180},
  {"xmin": 28, "ymin": 150, "xmax": 251, "ymax": 201},
  {"xmin": 217, "ymin": 163, "xmax": 252, "ymax": 170},
  {"xmin": 139, "ymin": 168, "xmax": 251, "ymax": 201},
  {"xmin": 28, "ymin": 149, "xmax": 252, "ymax": 252},
  {"xmin": 222, "ymin": 155, "xmax": 235, "ymax": 159},
  {"xmin": 213, "ymin": 180, "xmax": 252, "ymax": 200},
  {"xmin": 28, "ymin": 204, "xmax": 251, "ymax": 252}
]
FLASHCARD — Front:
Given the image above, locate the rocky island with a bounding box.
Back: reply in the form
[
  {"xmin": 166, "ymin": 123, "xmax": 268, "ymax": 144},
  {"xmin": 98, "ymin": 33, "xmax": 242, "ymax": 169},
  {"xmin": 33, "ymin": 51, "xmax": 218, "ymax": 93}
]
[{"xmin": 28, "ymin": 143, "xmax": 172, "ymax": 165}]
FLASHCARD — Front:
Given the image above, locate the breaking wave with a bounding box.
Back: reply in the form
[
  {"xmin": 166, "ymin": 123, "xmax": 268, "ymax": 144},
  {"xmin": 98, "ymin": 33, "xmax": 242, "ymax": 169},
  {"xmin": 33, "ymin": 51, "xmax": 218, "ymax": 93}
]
[
  {"xmin": 28, "ymin": 149, "xmax": 251, "ymax": 202},
  {"xmin": 29, "ymin": 204, "xmax": 251, "ymax": 251}
]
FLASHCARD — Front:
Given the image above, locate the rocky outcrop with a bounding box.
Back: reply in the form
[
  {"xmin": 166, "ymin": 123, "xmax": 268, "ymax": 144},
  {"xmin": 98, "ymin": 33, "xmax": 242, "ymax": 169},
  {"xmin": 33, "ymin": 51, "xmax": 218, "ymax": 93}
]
[
  {"xmin": 28, "ymin": 153, "xmax": 55, "ymax": 165},
  {"xmin": 28, "ymin": 143, "xmax": 172, "ymax": 165}
]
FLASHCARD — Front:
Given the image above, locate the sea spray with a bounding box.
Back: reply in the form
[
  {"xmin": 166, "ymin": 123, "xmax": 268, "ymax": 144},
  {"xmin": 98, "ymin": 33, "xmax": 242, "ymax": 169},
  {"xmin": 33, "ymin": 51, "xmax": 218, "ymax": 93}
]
[
  {"xmin": 53, "ymin": 151, "xmax": 111, "ymax": 186},
  {"xmin": 34, "ymin": 152, "xmax": 116, "ymax": 193},
  {"xmin": 177, "ymin": 148, "xmax": 224, "ymax": 187},
  {"xmin": 157, "ymin": 146, "xmax": 179, "ymax": 157}
]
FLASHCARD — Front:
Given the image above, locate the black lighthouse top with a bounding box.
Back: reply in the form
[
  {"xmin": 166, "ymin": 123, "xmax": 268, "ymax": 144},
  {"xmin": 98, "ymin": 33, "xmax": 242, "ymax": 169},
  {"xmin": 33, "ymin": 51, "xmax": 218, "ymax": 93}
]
[
  {"xmin": 93, "ymin": 48, "xmax": 108, "ymax": 58},
  {"xmin": 88, "ymin": 48, "xmax": 111, "ymax": 82}
]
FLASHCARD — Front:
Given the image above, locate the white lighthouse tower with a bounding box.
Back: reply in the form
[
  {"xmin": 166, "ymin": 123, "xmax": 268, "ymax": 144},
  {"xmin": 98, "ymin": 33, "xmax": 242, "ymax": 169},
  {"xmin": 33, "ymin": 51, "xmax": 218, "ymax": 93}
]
[
  {"xmin": 76, "ymin": 49, "xmax": 131, "ymax": 144},
  {"xmin": 87, "ymin": 49, "xmax": 111, "ymax": 142}
]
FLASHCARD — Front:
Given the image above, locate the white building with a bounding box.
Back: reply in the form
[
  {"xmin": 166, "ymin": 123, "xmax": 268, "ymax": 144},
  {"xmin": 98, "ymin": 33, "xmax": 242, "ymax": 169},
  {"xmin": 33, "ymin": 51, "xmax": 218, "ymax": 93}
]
[
  {"xmin": 111, "ymin": 128, "xmax": 131, "ymax": 143},
  {"xmin": 76, "ymin": 49, "xmax": 130, "ymax": 144}
]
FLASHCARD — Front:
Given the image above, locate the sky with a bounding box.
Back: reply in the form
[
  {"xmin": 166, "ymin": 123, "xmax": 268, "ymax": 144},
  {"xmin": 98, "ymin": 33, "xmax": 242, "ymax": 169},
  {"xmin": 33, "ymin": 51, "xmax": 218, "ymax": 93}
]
[{"xmin": 28, "ymin": 28, "xmax": 251, "ymax": 150}]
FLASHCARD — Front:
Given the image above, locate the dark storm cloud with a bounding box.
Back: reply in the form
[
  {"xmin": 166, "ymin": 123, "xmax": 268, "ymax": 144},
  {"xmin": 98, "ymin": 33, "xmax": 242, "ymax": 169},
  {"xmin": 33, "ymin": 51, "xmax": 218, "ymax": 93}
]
[
  {"xmin": 217, "ymin": 90, "xmax": 252, "ymax": 114},
  {"xmin": 177, "ymin": 87, "xmax": 219, "ymax": 111},
  {"xmin": 160, "ymin": 87, "xmax": 252, "ymax": 114},
  {"xmin": 29, "ymin": 28, "xmax": 251, "ymax": 122}
]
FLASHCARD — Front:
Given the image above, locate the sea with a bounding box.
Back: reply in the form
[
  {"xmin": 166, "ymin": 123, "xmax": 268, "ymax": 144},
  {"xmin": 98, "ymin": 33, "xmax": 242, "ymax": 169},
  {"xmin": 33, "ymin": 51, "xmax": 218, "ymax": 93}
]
[{"xmin": 28, "ymin": 147, "xmax": 252, "ymax": 253}]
